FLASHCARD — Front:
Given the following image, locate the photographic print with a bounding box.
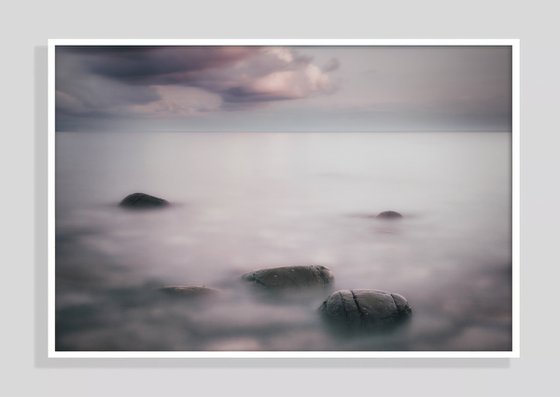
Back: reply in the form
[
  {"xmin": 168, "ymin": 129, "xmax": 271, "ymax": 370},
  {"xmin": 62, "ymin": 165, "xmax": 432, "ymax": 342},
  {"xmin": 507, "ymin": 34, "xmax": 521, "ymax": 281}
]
[{"xmin": 49, "ymin": 40, "xmax": 518, "ymax": 357}]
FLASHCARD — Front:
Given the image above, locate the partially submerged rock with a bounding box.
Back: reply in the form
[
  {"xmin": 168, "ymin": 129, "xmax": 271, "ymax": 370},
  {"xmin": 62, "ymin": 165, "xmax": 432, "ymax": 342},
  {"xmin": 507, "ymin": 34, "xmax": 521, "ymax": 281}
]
[
  {"xmin": 376, "ymin": 210, "xmax": 403, "ymax": 219},
  {"xmin": 119, "ymin": 193, "xmax": 169, "ymax": 209},
  {"xmin": 242, "ymin": 265, "xmax": 334, "ymax": 291},
  {"xmin": 159, "ymin": 285, "xmax": 219, "ymax": 299},
  {"xmin": 320, "ymin": 289, "xmax": 411, "ymax": 332}
]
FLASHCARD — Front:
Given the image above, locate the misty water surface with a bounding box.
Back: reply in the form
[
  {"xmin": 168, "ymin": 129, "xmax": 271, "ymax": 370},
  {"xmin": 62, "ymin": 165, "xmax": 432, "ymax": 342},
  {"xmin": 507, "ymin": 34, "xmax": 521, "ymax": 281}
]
[{"xmin": 55, "ymin": 132, "xmax": 512, "ymax": 351}]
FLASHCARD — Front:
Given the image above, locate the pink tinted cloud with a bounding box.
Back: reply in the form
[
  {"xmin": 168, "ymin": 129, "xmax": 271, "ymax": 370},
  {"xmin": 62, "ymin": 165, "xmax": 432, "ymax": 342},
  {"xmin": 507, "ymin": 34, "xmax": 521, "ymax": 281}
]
[{"xmin": 56, "ymin": 46, "xmax": 339, "ymax": 124}]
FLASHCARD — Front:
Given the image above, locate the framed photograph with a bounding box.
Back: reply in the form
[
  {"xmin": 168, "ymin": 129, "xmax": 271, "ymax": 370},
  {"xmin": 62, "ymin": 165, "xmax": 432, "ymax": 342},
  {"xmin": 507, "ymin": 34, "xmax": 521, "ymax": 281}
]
[{"xmin": 48, "ymin": 39, "xmax": 519, "ymax": 358}]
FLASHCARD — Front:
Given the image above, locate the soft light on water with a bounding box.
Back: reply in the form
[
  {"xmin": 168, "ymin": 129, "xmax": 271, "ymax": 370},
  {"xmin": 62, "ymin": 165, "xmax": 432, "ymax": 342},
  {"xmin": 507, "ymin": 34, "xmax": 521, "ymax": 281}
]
[{"xmin": 55, "ymin": 132, "xmax": 511, "ymax": 351}]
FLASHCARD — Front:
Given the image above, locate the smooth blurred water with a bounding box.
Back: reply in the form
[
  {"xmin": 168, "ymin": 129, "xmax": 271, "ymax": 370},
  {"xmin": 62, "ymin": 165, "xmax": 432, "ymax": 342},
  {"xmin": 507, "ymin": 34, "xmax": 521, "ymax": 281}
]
[{"xmin": 55, "ymin": 132, "xmax": 512, "ymax": 351}]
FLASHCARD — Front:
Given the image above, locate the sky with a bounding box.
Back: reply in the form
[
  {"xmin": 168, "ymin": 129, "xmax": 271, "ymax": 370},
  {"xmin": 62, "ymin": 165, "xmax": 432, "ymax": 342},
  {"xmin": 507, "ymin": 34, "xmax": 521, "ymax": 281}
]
[{"xmin": 55, "ymin": 46, "xmax": 512, "ymax": 132}]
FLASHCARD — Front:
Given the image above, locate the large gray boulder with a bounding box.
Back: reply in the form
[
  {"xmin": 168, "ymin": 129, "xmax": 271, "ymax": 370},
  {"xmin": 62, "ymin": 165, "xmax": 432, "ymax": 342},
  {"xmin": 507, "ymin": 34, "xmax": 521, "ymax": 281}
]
[
  {"xmin": 120, "ymin": 193, "xmax": 169, "ymax": 209},
  {"xmin": 159, "ymin": 285, "xmax": 219, "ymax": 299},
  {"xmin": 320, "ymin": 289, "xmax": 411, "ymax": 331},
  {"xmin": 242, "ymin": 265, "xmax": 334, "ymax": 291}
]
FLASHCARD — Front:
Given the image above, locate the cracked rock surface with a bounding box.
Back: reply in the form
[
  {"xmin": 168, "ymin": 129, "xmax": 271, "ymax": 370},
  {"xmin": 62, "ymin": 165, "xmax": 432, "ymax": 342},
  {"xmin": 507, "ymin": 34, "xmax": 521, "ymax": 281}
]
[
  {"xmin": 242, "ymin": 265, "xmax": 334, "ymax": 290},
  {"xmin": 119, "ymin": 192, "xmax": 169, "ymax": 209},
  {"xmin": 320, "ymin": 289, "xmax": 411, "ymax": 331}
]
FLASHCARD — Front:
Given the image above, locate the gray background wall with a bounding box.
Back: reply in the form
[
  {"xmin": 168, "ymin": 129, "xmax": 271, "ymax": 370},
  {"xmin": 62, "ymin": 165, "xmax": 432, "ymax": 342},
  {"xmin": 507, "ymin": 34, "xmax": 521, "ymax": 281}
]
[{"xmin": 1, "ymin": 0, "xmax": 557, "ymax": 395}]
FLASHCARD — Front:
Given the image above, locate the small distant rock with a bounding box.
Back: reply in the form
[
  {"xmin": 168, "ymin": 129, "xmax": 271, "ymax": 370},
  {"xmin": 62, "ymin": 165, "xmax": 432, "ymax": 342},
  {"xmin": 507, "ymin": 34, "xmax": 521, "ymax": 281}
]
[
  {"xmin": 242, "ymin": 265, "xmax": 334, "ymax": 291},
  {"xmin": 320, "ymin": 289, "xmax": 411, "ymax": 332},
  {"xmin": 376, "ymin": 210, "xmax": 403, "ymax": 219},
  {"xmin": 159, "ymin": 285, "xmax": 219, "ymax": 298},
  {"xmin": 119, "ymin": 193, "xmax": 169, "ymax": 209}
]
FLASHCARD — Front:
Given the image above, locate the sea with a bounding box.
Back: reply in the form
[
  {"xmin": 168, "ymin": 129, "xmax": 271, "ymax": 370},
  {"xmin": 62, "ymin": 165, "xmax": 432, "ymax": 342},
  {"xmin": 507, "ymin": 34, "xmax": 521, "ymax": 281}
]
[{"xmin": 55, "ymin": 131, "xmax": 512, "ymax": 351}]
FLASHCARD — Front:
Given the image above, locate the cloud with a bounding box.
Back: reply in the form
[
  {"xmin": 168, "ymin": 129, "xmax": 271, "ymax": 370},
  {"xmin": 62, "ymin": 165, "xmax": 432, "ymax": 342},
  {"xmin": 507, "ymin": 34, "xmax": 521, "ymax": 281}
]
[
  {"xmin": 56, "ymin": 75, "xmax": 160, "ymax": 116},
  {"xmin": 129, "ymin": 86, "xmax": 223, "ymax": 117},
  {"xmin": 55, "ymin": 46, "xmax": 339, "ymax": 129},
  {"xmin": 223, "ymin": 63, "xmax": 333, "ymax": 104}
]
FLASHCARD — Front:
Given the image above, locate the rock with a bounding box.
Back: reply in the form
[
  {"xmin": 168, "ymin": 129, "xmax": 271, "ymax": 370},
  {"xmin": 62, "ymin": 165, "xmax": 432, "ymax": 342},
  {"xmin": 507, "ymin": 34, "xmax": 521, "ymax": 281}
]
[
  {"xmin": 320, "ymin": 289, "xmax": 411, "ymax": 332},
  {"xmin": 376, "ymin": 210, "xmax": 403, "ymax": 219},
  {"xmin": 119, "ymin": 193, "xmax": 169, "ymax": 209},
  {"xmin": 159, "ymin": 285, "xmax": 219, "ymax": 299},
  {"xmin": 242, "ymin": 265, "xmax": 334, "ymax": 291}
]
